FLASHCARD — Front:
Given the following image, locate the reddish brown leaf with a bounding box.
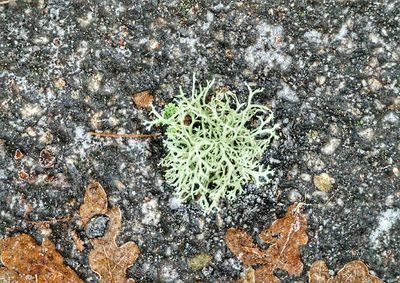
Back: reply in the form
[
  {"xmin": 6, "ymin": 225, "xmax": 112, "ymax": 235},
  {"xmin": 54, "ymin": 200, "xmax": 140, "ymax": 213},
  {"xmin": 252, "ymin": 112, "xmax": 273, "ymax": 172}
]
[
  {"xmin": 79, "ymin": 181, "xmax": 108, "ymax": 227},
  {"xmin": 225, "ymin": 228, "xmax": 270, "ymax": 265},
  {"xmin": 0, "ymin": 233, "xmax": 83, "ymax": 282},
  {"xmin": 309, "ymin": 260, "xmax": 384, "ymax": 283},
  {"xmin": 225, "ymin": 203, "xmax": 308, "ymax": 283},
  {"xmin": 258, "ymin": 203, "xmax": 308, "ymax": 277}
]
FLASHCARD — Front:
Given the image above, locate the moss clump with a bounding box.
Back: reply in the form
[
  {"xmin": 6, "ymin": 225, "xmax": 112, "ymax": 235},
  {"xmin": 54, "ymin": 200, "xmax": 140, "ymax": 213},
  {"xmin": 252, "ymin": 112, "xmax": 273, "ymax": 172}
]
[{"xmin": 147, "ymin": 75, "xmax": 277, "ymax": 213}]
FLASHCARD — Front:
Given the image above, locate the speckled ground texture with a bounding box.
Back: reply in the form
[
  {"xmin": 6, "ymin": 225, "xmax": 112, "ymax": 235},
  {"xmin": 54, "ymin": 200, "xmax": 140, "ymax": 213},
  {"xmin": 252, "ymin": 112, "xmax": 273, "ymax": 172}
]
[{"xmin": 0, "ymin": 0, "xmax": 399, "ymax": 282}]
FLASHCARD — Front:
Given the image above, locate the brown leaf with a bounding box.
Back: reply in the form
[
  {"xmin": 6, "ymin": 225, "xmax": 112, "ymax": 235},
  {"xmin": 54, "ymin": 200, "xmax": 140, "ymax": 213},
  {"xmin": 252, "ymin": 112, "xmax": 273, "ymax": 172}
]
[
  {"xmin": 309, "ymin": 260, "xmax": 384, "ymax": 283},
  {"xmin": 80, "ymin": 182, "xmax": 140, "ymax": 283},
  {"xmin": 225, "ymin": 228, "xmax": 269, "ymax": 266},
  {"xmin": 0, "ymin": 233, "xmax": 83, "ymax": 282},
  {"xmin": 308, "ymin": 260, "xmax": 330, "ymax": 283},
  {"xmin": 132, "ymin": 90, "xmax": 153, "ymax": 108},
  {"xmin": 79, "ymin": 181, "xmax": 108, "ymax": 227},
  {"xmin": 0, "ymin": 267, "xmax": 23, "ymax": 282},
  {"xmin": 88, "ymin": 207, "xmax": 140, "ymax": 283},
  {"xmin": 258, "ymin": 203, "xmax": 308, "ymax": 277},
  {"xmin": 225, "ymin": 203, "xmax": 308, "ymax": 283}
]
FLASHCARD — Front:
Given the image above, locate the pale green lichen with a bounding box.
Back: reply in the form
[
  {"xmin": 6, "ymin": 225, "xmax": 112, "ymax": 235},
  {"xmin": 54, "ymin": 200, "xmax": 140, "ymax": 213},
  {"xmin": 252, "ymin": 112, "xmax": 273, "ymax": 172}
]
[{"xmin": 147, "ymin": 75, "xmax": 277, "ymax": 213}]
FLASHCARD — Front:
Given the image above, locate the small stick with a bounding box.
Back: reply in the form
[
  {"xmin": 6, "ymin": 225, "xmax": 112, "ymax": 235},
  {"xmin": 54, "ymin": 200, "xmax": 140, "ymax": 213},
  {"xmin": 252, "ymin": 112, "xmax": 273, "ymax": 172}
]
[
  {"xmin": 89, "ymin": 132, "xmax": 161, "ymax": 138},
  {"xmin": 0, "ymin": 0, "xmax": 10, "ymax": 5}
]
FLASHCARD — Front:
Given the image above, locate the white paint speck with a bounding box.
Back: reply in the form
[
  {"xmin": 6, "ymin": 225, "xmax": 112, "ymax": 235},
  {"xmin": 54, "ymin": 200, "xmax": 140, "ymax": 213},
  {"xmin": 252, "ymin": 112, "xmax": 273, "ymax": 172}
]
[
  {"xmin": 370, "ymin": 209, "xmax": 400, "ymax": 249},
  {"xmin": 141, "ymin": 199, "xmax": 161, "ymax": 226},
  {"xmin": 335, "ymin": 24, "xmax": 348, "ymax": 41},
  {"xmin": 245, "ymin": 21, "xmax": 292, "ymax": 71},
  {"xmin": 169, "ymin": 197, "xmax": 183, "ymax": 210},
  {"xmin": 276, "ymin": 82, "xmax": 299, "ymax": 103},
  {"xmin": 321, "ymin": 138, "xmax": 341, "ymax": 155},
  {"xmin": 74, "ymin": 126, "xmax": 93, "ymax": 159},
  {"xmin": 304, "ymin": 30, "xmax": 322, "ymax": 43},
  {"xmin": 20, "ymin": 103, "xmax": 43, "ymax": 119}
]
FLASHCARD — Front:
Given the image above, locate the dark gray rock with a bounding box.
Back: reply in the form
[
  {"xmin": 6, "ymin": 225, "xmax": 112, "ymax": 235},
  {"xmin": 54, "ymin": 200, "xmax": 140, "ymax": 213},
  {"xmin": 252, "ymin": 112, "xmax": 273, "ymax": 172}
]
[{"xmin": 86, "ymin": 215, "xmax": 110, "ymax": 239}]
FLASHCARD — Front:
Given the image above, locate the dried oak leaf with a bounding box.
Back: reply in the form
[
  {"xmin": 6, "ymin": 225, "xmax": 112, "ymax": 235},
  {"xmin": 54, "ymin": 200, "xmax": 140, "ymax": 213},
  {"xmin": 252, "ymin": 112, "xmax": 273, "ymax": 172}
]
[
  {"xmin": 132, "ymin": 90, "xmax": 153, "ymax": 108},
  {"xmin": 88, "ymin": 207, "xmax": 140, "ymax": 283},
  {"xmin": 80, "ymin": 182, "xmax": 140, "ymax": 283},
  {"xmin": 0, "ymin": 233, "xmax": 83, "ymax": 283},
  {"xmin": 309, "ymin": 260, "xmax": 383, "ymax": 283},
  {"xmin": 225, "ymin": 203, "xmax": 308, "ymax": 283},
  {"xmin": 79, "ymin": 181, "xmax": 108, "ymax": 227}
]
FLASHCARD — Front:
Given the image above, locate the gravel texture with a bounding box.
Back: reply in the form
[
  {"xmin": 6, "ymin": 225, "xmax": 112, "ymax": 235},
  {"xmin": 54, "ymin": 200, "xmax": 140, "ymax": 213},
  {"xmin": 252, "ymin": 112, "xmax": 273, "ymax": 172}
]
[{"xmin": 0, "ymin": 0, "xmax": 399, "ymax": 282}]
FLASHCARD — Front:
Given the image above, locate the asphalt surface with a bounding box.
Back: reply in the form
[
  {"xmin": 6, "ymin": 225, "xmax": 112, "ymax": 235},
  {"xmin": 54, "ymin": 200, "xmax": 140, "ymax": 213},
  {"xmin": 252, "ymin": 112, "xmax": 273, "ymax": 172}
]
[{"xmin": 0, "ymin": 1, "xmax": 399, "ymax": 282}]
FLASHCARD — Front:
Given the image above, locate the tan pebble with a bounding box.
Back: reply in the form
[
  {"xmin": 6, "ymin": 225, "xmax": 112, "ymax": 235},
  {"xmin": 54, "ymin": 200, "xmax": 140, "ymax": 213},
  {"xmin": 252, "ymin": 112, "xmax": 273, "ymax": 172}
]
[
  {"xmin": 368, "ymin": 78, "xmax": 382, "ymax": 92},
  {"xmin": 321, "ymin": 138, "xmax": 341, "ymax": 155},
  {"xmin": 393, "ymin": 167, "xmax": 399, "ymax": 178},
  {"xmin": 90, "ymin": 112, "xmax": 103, "ymax": 129},
  {"xmin": 87, "ymin": 73, "xmax": 103, "ymax": 92},
  {"xmin": 39, "ymin": 131, "xmax": 54, "ymax": 144},
  {"xmin": 71, "ymin": 90, "xmax": 80, "ymax": 99},
  {"xmin": 108, "ymin": 116, "xmax": 119, "ymax": 126},
  {"xmin": 148, "ymin": 38, "xmax": 160, "ymax": 50},
  {"xmin": 316, "ymin": 75, "xmax": 326, "ymax": 86},
  {"xmin": 54, "ymin": 77, "xmax": 66, "ymax": 89},
  {"xmin": 21, "ymin": 103, "xmax": 43, "ymax": 119},
  {"xmin": 114, "ymin": 180, "xmax": 126, "ymax": 190},
  {"xmin": 389, "ymin": 97, "xmax": 400, "ymax": 110},
  {"xmin": 314, "ymin": 173, "xmax": 335, "ymax": 192},
  {"xmin": 132, "ymin": 90, "xmax": 154, "ymax": 108}
]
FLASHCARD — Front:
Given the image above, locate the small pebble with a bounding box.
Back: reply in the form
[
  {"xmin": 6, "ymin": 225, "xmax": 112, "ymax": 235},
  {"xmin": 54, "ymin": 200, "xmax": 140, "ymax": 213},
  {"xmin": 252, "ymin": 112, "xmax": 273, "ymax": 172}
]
[
  {"xmin": 313, "ymin": 173, "xmax": 335, "ymax": 192},
  {"xmin": 86, "ymin": 215, "xmax": 109, "ymax": 238}
]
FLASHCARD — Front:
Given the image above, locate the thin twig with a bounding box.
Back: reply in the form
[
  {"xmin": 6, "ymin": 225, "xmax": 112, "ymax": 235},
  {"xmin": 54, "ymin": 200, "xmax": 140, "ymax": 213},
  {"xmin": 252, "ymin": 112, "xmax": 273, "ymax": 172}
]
[
  {"xmin": 88, "ymin": 132, "xmax": 161, "ymax": 138},
  {"xmin": 0, "ymin": 0, "xmax": 10, "ymax": 5}
]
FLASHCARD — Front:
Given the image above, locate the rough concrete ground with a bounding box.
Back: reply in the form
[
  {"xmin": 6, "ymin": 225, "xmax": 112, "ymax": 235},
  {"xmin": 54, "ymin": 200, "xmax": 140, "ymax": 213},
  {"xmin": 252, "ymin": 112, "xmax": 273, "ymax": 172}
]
[{"xmin": 0, "ymin": 0, "xmax": 399, "ymax": 282}]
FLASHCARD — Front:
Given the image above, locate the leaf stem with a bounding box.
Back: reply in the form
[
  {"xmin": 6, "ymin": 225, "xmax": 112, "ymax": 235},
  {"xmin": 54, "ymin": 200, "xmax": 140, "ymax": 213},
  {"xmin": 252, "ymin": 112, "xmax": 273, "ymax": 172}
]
[{"xmin": 88, "ymin": 132, "xmax": 161, "ymax": 138}]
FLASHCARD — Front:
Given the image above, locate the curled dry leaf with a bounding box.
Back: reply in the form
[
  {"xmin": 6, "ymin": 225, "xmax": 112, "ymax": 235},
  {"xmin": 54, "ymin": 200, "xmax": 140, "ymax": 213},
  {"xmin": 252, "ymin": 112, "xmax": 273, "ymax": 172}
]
[
  {"xmin": 225, "ymin": 203, "xmax": 308, "ymax": 283},
  {"xmin": 309, "ymin": 260, "xmax": 383, "ymax": 283},
  {"xmin": 0, "ymin": 233, "xmax": 83, "ymax": 282},
  {"xmin": 80, "ymin": 181, "xmax": 140, "ymax": 283}
]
